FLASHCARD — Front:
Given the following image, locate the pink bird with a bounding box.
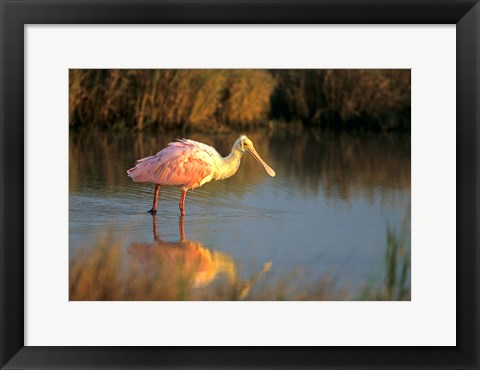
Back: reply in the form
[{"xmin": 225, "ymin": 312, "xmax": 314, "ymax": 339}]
[{"xmin": 127, "ymin": 135, "xmax": 276, "ymax": 215}]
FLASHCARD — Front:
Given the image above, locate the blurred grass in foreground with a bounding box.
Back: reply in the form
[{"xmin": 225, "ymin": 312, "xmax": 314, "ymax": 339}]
[
  {"xmin": 70, "ymin": 221, "xmax": 410, "ymax": 301},
  {"xmin": 361, "ymin": 214, "xmax": 411, "ymax": 301},
  {"xmin": 69, "ymin": 69, "xmax": 410, "ymax": 132}
]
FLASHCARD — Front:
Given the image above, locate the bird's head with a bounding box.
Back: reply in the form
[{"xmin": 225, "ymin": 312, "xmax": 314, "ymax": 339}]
[
  {"xmin": 237, "ymin": 135, "xmax": 254, "ymax": 153},
  {"xmin": 236, "ymin": 135, "xmax": 276, "ymax": 177}
]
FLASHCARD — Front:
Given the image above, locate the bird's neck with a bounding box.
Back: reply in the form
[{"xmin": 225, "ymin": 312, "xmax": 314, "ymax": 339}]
[{"xmin": 216, "ymin": 148, "xmax": 244, "ymax": 180}]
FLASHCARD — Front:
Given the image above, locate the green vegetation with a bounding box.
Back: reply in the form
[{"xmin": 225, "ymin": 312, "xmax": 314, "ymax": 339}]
[
  {"xmin": 69, "ymin": 69, "xmax": 410, "ymax": 132},
  {"xmin": 361, "ymin": 216, "xmax": 411, "ymax": 301}
]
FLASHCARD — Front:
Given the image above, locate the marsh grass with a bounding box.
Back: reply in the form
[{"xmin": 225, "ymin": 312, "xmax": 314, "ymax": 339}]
[
  {"xmin": 361, "ymin": 215, "xmax": 411, "ymax": 301},
  {"xmin": 69, "ymin": 69, "xmax": 275, "ymax": 131},
  {"xmin": 69, "ymin": 69, "xmax": 410, "ymax": 132},
  {"xmin": 270, "ymin": 69, "xmax": 411, "ymax": 130}
]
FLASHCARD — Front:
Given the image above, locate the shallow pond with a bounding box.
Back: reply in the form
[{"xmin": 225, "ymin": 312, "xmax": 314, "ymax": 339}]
[{"xmin": 69, "ymin": 127, "xmax": 411, "ymax": 299}]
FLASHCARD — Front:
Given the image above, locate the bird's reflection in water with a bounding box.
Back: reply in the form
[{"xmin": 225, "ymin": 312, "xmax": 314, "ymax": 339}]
[{"xmin": 127, "ymin": 216, "xmax": 272, "ymax": 299}]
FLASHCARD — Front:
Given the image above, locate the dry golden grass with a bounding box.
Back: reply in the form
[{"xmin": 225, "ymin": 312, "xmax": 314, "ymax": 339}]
[
  {"xmin": 69, "ymin": 69, "xmax": 276, "ymax": 131},
  {"xmin": 69, "ymin": 69, "xmax": 410, "ymax": 131}
]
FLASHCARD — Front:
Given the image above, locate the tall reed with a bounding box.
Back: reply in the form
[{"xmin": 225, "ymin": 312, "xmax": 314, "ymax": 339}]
[
  {"xmin": 270, "ymin": 69, "xmax": 411, "ymax": 130},
  {"xmin": 361, "ymin": 213, "xmax": 411, "ymax": 301},
  {"xmin": 69, "ymin": 69, "xmax": 276, "ymax": 131},
  {"xmin": 69, "ymin": 69, "xmax": 410, "ymax": 131}
]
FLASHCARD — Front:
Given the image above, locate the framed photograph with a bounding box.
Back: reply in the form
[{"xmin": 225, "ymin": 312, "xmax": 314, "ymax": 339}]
[{"xmin": 1, "ymin": 0, "xmax": 478, "ymax": 369}]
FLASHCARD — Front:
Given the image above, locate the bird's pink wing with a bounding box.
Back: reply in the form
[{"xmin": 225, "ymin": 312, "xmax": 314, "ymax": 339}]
[{"xmin": 127, "ymin": 139, "xmax": 218, "ymax": 189}]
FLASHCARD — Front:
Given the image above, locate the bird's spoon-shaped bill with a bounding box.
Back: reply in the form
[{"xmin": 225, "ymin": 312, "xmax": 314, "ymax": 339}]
[{"xmin": 247, "ymin": 147, "xmax": 276, "ymax": 177}]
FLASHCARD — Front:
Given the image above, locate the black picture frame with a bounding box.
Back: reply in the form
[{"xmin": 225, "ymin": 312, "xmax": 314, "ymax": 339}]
[{"xmin": 1, "ymin": 1, "xmax": 479, "ymax": 369}]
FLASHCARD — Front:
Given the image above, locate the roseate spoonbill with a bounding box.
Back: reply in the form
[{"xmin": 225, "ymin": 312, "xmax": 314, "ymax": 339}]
[{"xmin": 127, "ymin": 135, "xmax": 275, "ymax": 215}]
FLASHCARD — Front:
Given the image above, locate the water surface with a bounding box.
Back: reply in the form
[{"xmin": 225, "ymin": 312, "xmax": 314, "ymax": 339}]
[{"xmin": 69, "ymin": 127, "xmax": 411, "ymax": 298}]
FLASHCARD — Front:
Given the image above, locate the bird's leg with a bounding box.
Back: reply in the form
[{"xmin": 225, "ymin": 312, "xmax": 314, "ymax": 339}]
[
  {"xmin": 178, "ymin": 216, "xmax": 186, "ymax": 241},
  {"xmin": 148, "ymin": 184, "xmax": 161, "ymax": 214},
  {"xmin": 179, "ymin": 189, "xmax": 187, "ymax": 216},
  {"xmin": 152, "ymin": 214, "xmax": 160, "ymax": 241}
]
